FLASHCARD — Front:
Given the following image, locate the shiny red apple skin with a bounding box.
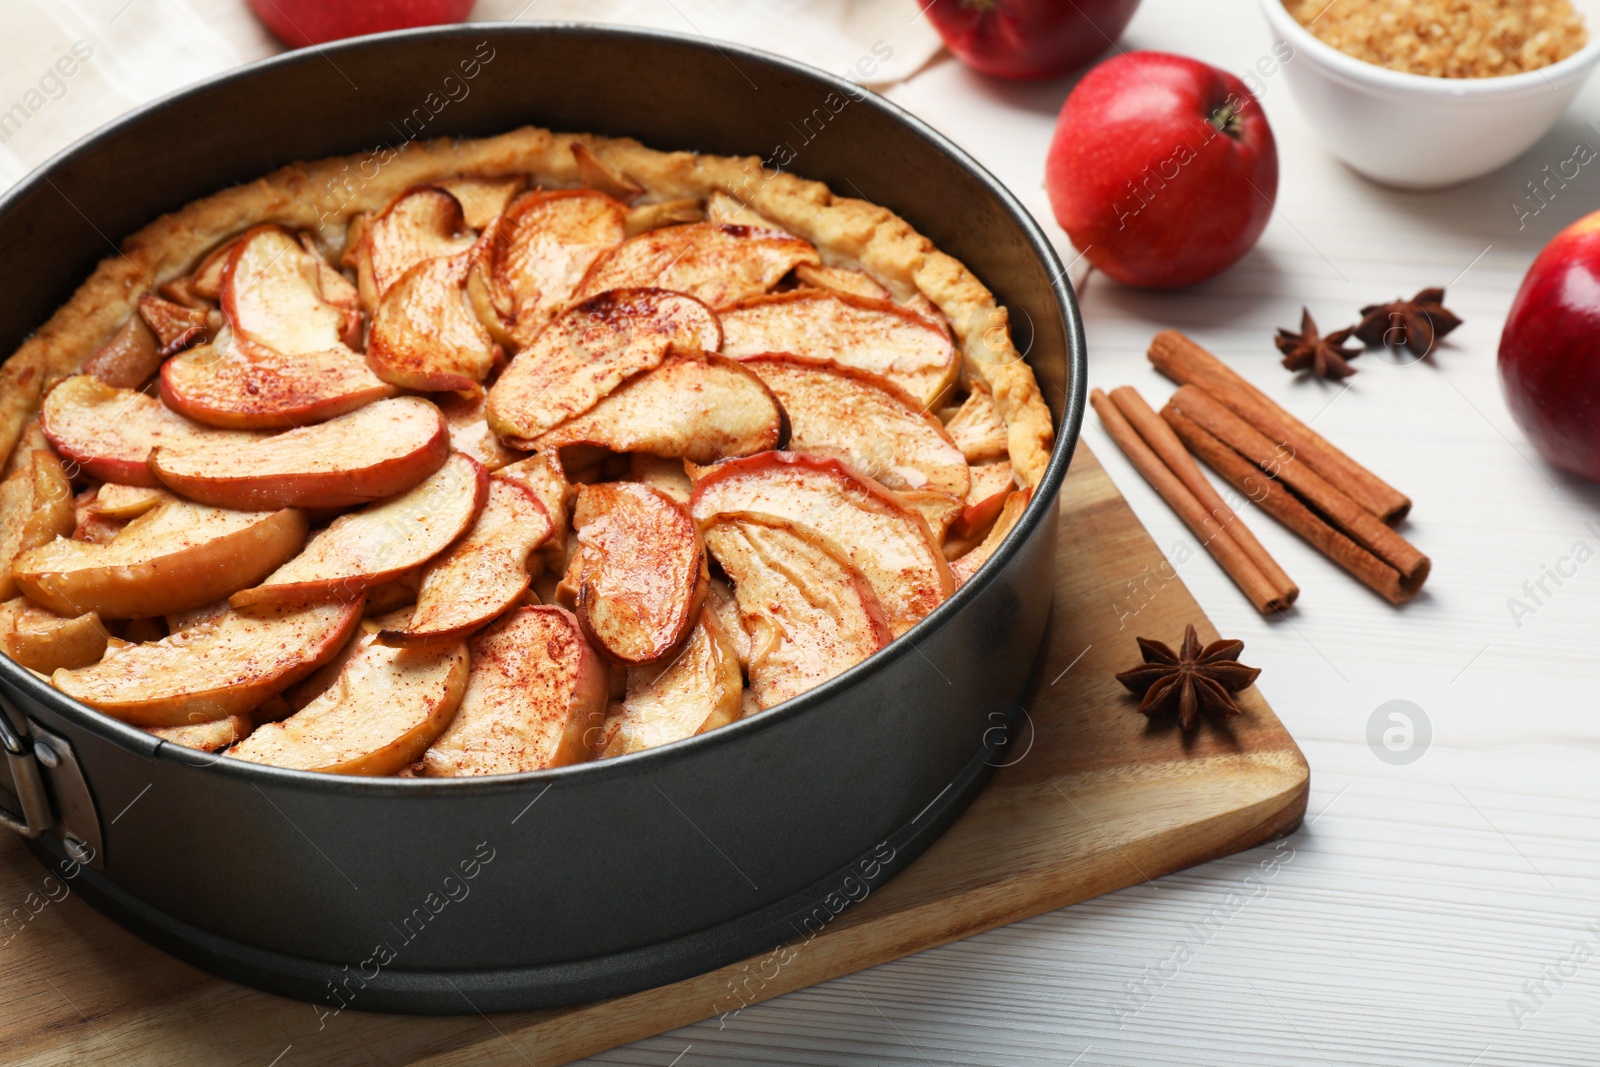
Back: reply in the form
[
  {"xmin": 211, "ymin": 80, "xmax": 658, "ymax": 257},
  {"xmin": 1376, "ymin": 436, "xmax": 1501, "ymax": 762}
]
[
  {"xmin": 1499, "ymin": 212, "xmax": 1600, "ymax": 483},
  {"xmin": 246, "ymin": 0, "xmax": 476, "ymax": 48},
  {"xmin": 1044, "ymin": 51, "xmax": 1278, "ymax": 289},
  {"xmin": 924, "ymin": 0, "xmax": 1142, "ymax": 80}
]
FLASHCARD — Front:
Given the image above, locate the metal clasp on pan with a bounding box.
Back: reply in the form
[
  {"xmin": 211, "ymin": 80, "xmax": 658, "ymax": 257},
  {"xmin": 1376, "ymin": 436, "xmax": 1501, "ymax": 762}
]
[{"xmin": 0, "ymin": 698, "xmax": 103, "ymax": 867}]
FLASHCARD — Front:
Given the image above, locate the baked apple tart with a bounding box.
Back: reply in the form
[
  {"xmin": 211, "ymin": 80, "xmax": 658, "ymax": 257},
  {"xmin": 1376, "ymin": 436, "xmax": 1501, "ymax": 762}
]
[{"xmin": 0, "ymin": 126, "xmax": 1053, "ymax": 776}]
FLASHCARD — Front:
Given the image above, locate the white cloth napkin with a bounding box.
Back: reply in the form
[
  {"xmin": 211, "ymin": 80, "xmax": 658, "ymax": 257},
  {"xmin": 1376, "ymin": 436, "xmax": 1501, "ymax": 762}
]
[{"xmin": 0, "ymin": 0, "xmax": 943, "ymax": 194}]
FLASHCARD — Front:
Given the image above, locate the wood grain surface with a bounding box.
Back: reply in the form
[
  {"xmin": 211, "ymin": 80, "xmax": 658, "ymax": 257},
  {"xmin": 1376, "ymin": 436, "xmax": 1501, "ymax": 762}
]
[{"xmin": 0, "ymin": 442, "xmax": 1306, "ymax": 1066}]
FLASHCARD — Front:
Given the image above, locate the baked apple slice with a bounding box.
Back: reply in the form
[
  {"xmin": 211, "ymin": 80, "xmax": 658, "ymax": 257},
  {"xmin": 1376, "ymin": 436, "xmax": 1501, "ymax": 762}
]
[
  {"xmin": 485, "ymin": 288, "xmax": 721, "ymax": 446},
  {"xmin": 703, "ymin": 577, "xmax": 748, "ymax": 669},
  {"xmin": 498, "ymin": 452, "xmax": 572, "ymax": 548},
  {"xmin": 350, "ymin": 185, "xmax": 477, "ymax": 309},
  {"xmin": 739, "ymin": 355, "xmax": 969, "ymax": 496},
  {"xmin": 52, "ymin": 598, "xmax": 361, "ymax": 726},
  {"xmin": 42, "ymin": 375, "xmax": 263, "ymax": 488},
  {"xmin": 146, "ymin": 714, "xmax": 253, "ymax": 752},
  {"xmin": 137, "ymin": 293, "xmax": 209, "ymax": 357},
  {"xmin": 222, "ymin": 225, "xmax": 362, "ymax": 357},
  {"xmin": 150, "ymin": 395, "xmax": 449, "ymax": 510},
  {"xmin": 533, "ymin": 351, "xmax": 784, "ymax": 463},
  {"xmin": 162, "ymin": 329, "xmax": 398, "ymax": 430},
  {"xmin": 690, "ymin": 452, "xmax": 954, "ymax": 634},
  {"xmin": 576, "ymin": 222, "xmax": 819, "ymax": 309},
  {"xmin": 377, "ymin": 476, "xmax": 553, "ymax": 646},
  {"xmin": 573, "ymin": 481, "xmax": 707, "ymax": 664},
  {"xmin": 0, "ymin": 450, "xmax": 75, "ymax": 600},
  {"xmin": 951, "ymin": 488, "xmax": 1031, "ymax": 585},
  {"xmin": 944, "ymin": 385, "xmax": 1009, "ymax": 463},
  {"xmin": 228, "ymin": 628, "xmax": 468, "ymax": 775},
  {"xmin": 15, "ymin": 498, "xmax": 307, "ymax": 618},
  {"xmin": 952, "ymin": 459, "xmax": 1017, "ymax": 541},
  {"xmin": 439, "ymin": 174, "xmax": 525, "ymax": 229},
  {"xmin": 419, "ymin": 605, "xmax": 608, "ymax": 776},
  {"xmin": 593, "ymin": 607, "xmax": 742, "ymax": 758},
  {"xmin": 630, "ymin": 453, "xmax": 692, "ymax": 503},
  {"xmin": 720, "ymin": 290, "xmax": 960, "ymax": 408},
  {"xmin": 81, "ymin": 314, "xmax": 163, "ymax": 389},
  {"xmin": 701, "ymin": 511, "xmax": 890, "ymax": 709},
  {"xmin": 439, "ymin": 392, "xmax": 524, "ymax": 471},
  {"xmin": 0, "ymin": 597, "xmax": 107, "ymax": 673},
  {"xmin": 89, "ymin": 483, "xmax": 171, "ymax": 519},
  {"xmin": 230, "ymin": 453, "xmax": 485, "ymax": 608},
  {"xmin": 366, "ymin": 238, "xmax": 500, "ymax": 392},
  {"xmin": 493, "ymin": 188, "xmax": 628, "ymax": 347},
  {"xmin": 892, "ymin": 488, "xmax": 965, "ymax": 542}
]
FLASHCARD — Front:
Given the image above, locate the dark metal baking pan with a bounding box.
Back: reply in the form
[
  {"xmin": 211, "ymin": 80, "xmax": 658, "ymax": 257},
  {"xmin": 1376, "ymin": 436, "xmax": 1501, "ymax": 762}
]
[{"xmin": 0, "ymin": 23, "xmax": 1086, "ymax": 1013}]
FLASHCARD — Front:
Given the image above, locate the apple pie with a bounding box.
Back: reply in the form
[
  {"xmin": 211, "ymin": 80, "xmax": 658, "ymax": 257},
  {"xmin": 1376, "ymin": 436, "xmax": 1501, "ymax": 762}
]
[{"xmin": 0, "ymin": 126, "xmax": 1053, "ymax": 775}]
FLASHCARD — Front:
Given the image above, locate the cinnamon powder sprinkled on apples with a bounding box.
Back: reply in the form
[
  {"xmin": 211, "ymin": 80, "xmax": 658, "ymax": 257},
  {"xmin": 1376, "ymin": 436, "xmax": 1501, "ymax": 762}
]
[{"xmin": 1284, "ymin": 0, "xmax": 1586, "ymax": 78}]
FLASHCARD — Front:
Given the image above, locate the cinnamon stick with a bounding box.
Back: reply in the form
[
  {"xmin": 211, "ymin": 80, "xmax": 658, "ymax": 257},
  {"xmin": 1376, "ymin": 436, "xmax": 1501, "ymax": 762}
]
[
  {"xmin": 1090, "ymin": 389, "xmax": 1292, "ymax": 615},
  {"xmin": 1148, "ymin": 330, "xmax": 1411, "ymax": 523},
  {"xmin": 1166, "ymin": 384, "xmax": 1429, "ymax": 589},
  {"xmin": 1108, "ymin": 386, "xmax": 1298, "ymax": 607},
  {"xmin": 1162, "ymin": 405, "xmax": 1425, "ymax": 604}
]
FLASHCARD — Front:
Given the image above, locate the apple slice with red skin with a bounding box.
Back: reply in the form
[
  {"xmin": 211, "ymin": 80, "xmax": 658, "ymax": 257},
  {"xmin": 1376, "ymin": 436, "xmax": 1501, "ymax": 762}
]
[
  {"xmin": 16, "ymin": 498, "xmax": 307, "ymax": 619},
  {"xmin": 0, "ymin": 597, "xmax": 107, "ymax": 673},
  {"xmin": 573, "ymin": 481, "xmax": 708, "ymax": 665},
  {"xmin": 231, "ymin": 453, "xmax": 485, "ymax": 609},
  {"xmin": 702, "ymin": 511, "xmax": 891, "ymax": 710},
  {"xmin": 576, "ymin": 222, "xmax": 819, "ymax": 309},
  {"xmin": 222, "ymin": 225, "xmax": 363, "ymax": 357},
  {"xmin": 150, "ymin": 396, "xmax": 449, "ymax": 510},
  {"xmin": 792, "ymin": 263, "xmax": 948, "ymax": 335},
  {"xmin": 494, "ymin": 188, "xmax": 628, "ymax": 348},
  {"xmin": 739, "ymin": 354, "xmax": 969, "ymax": 496},
  {"xmin": 42, "ymin": 375, "xmax": 264, "ymax": 488},
  {"xmin": 366, "ymin": 239, "xmax": 502, "ymax": 392},
  {"xmin": 690, "ymin": 451, "xmax": 954, "ymax": 635},
  {"xmin": 162, "ymin": 329, "xmax": 399, "ymax": 430},
  {"xmin": 953, "ymin": 460, "xmax": 1016, "ymax": 541},
  {"xmin": 53, "ymin": 598, "xmax": 362, "ymax": 726},
  {"xmin": 497, "ymin": 452, "xmax": 572, "ymax": 549},
  {"xmin": 486, "ymin": 288, "xmax": 722, "ymax": 447},
  {"xmin": 720, "ymin": 290, "xmax": 960, "ymax": 408},
  {"xmin": 228, "ymin": 627, "xmax": 469, "ymax": 775},
  {"xmin": 419, "ymin": 605, "xmax": 609, "ymax": 776},
  {"xmin": 533, "ymin": 351, "xmax": 784, "ymax": 464},
  {"xmin": 593, "ymin": 606, "xmax": 742, "ymax": 758},
  {"xmin": 350, "ymin": 185, "xmax": 477, "ymax": 309},
  {"xmin": 951, "ymin": 488, "xmax": 1032, "ymax": 585},
  {"xmin": 377, "ymin": 475, "xmax": 553, "ymax": 646}
]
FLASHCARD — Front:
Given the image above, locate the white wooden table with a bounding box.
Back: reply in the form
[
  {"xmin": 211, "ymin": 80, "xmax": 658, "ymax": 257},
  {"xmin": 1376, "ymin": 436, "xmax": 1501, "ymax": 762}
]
[{"xmin": 7, "ymin": 2, "xmax": 1599, "ymax": 1064}]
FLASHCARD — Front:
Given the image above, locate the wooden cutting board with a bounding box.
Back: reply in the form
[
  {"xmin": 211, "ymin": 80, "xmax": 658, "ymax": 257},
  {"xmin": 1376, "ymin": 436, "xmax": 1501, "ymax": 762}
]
[{"xmin": 0, "ymin": 442, "xmax": 1308, "ymax": 1067}]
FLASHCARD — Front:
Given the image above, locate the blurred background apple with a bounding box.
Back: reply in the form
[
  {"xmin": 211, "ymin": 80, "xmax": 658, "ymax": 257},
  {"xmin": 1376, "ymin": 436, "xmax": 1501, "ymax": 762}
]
[
  {"xmin": 923, "ymin": 0, "xmax": 1143, "ymax": 80},
  {"xmin": 1499, "ymin": 211, "xmax": 1600, "ymax": 484},
  {"xmin": 247, "ymin": 0, "xmax": 477, "ymax": 48}
]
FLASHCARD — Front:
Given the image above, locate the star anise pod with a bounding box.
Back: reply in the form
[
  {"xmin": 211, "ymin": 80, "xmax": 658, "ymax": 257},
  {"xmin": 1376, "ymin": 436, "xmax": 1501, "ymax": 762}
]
[
  {"xmin": 1354, "ymin": 286, "xmax": 1462, "ymax": 356},
  {"xmin": 1275, "ymin": 308, "xmax": 1362, "ymax": 380},
  {"xmin": 1116, "ymin": 624, "xmax": 1261, "ymax": 731}
]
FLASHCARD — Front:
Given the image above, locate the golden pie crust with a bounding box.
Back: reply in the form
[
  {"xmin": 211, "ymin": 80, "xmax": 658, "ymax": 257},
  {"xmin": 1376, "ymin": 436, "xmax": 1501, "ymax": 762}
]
[{"xmin": 0, "ymin": 126, "xmax": 1054, "ymax": 486}]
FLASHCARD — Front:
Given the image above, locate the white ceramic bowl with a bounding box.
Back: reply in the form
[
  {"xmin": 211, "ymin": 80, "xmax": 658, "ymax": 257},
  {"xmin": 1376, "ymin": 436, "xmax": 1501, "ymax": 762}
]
[{"xmin": 1260, "ymin": 0, "xmax": 1600, "ymax": 188}]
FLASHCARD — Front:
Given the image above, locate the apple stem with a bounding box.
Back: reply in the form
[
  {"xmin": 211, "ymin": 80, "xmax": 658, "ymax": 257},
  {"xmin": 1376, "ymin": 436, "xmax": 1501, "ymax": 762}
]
[{"xmin": 1208, "ymin": 104, "xmax": 1244, "ymax": 139}]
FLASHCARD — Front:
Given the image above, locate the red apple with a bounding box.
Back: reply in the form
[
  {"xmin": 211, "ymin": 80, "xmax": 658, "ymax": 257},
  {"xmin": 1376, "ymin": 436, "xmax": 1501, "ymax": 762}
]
[
  {"xmin": 247, "ymin": 0, "xmax": 476, "ymax": 49},
  {"xmin": 924, "ymin": 0, "xmax": 1142, "ymax": 80},
  {"xmin": 1044, "ymin": 51, "xmax": 1277, "ymax": 289},
  {"xmin": 1499, "ymin": 212, "xmax": 1600, "ymax": 483}
]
